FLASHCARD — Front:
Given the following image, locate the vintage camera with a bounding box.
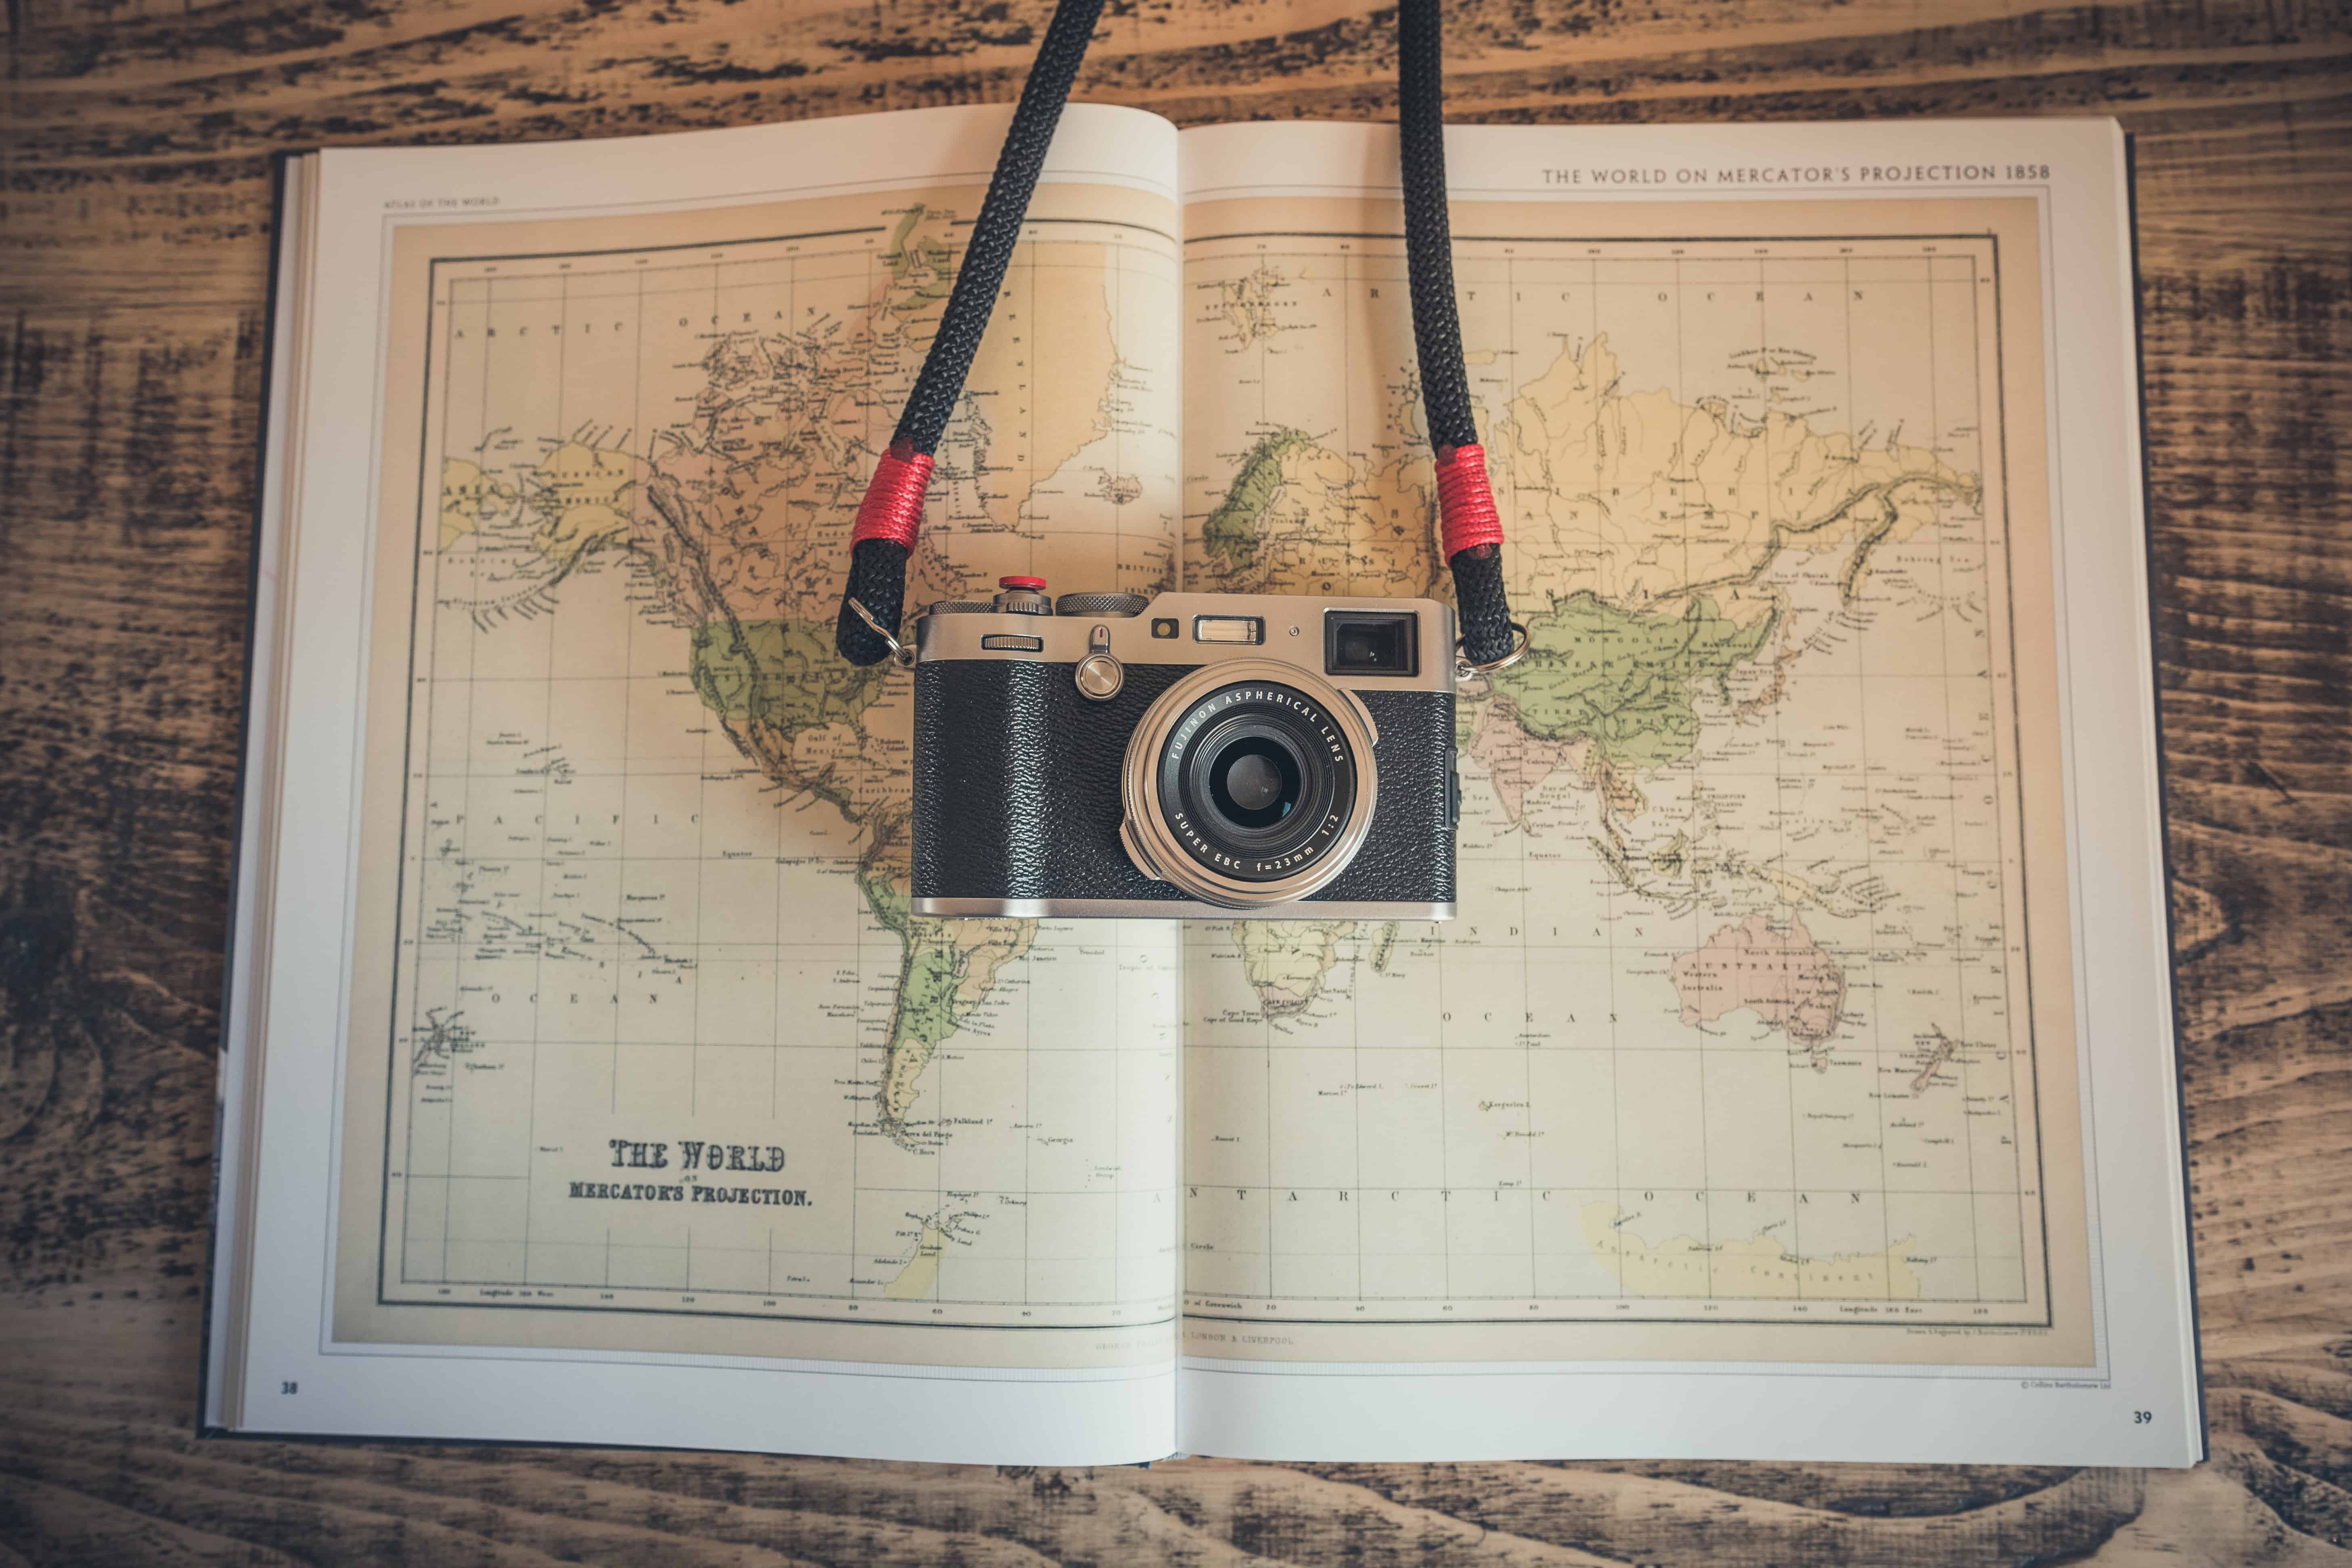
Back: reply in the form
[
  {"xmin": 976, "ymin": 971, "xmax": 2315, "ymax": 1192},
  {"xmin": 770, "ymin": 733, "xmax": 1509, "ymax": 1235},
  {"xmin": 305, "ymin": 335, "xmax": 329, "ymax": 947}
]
[{"xmin": 910, "ymin": 578, "xmax": 1459, "ymax": 919}]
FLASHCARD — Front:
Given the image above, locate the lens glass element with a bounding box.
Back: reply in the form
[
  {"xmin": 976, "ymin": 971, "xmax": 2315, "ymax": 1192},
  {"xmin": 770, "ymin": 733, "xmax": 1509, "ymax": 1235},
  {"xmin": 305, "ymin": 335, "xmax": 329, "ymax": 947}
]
[
  {"xmin": 1154, "ymin": 681, "xmax": 1359, "ymax": 883},
  {"xmin": 1206, "ymin": 737, "xmax": 1301, "ymax": 828}
]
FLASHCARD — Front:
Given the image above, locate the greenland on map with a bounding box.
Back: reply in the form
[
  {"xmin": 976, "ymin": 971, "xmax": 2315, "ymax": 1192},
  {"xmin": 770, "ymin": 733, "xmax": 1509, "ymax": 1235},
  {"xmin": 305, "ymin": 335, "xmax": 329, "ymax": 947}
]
[{"xmin": 1177, "ymin": 195, "xmax": 2092, "ymax": 1365}]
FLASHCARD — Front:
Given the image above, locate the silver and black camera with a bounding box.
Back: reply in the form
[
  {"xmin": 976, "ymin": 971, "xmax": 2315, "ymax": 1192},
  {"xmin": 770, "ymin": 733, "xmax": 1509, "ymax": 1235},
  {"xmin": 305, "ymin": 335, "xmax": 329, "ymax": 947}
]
[{"xmin": 909, "ymin": 578, "xmax": 1459, "ymax": 919}]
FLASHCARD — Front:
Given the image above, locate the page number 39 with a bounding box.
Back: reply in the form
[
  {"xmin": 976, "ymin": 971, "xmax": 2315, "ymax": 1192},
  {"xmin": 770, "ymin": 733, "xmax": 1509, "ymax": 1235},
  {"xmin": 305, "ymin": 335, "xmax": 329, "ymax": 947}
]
[{"xmin": 2132, "ymin": 1409, "xmax": 2153, "ymax": 1424}]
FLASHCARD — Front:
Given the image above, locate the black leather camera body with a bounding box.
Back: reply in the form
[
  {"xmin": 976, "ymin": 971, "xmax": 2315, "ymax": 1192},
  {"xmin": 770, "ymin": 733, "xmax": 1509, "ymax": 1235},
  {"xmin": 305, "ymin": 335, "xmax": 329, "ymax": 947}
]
[{"xmin": 909, "ymin": 580, "xmax": 1460, "ymax": 919}]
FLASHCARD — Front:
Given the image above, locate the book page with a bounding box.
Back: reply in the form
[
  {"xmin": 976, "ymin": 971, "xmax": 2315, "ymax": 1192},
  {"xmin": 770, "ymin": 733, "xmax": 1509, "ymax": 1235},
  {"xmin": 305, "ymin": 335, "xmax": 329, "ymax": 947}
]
[
  {"xmin": 1174, "ymin": 120, "xmax": 2195, "ymax": 1463},
  {"xmin": 222, "ymin": 106, "xmax": 1188, "ymax": 1462}
]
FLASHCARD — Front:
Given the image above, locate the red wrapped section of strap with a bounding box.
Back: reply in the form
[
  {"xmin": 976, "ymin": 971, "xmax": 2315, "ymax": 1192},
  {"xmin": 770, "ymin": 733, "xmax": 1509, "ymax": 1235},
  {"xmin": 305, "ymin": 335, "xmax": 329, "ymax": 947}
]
[
  {"xmin": 850, "ymin": 448, "xmax": 935, "ymax": 551},
  {"xmin": 1433, "ymin": 443, "xmax": 1504, "ymax": 558}
]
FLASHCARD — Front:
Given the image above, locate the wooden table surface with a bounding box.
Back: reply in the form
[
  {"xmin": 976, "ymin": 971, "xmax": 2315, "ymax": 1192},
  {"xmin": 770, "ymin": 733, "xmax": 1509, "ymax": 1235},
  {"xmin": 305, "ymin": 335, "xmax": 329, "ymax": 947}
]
[{"xmin": 3, "ymin": 0, "xmax": 2348, "ymax": 1560}]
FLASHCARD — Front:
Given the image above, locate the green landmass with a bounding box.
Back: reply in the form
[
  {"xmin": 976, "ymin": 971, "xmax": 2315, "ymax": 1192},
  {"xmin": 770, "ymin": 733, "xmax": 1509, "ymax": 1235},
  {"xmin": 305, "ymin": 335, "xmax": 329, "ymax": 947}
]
[
  {"xmin": 858, "ymin": 860, "xmax": 1015, "ymax": 1151},
  {"xmin": 857, "ymin": 864, "xmax": 962, "ymax": 1070},
  {"xmin": 1491, "ymin": 592, "xmax": 1776, "ymax": 770},
  {"xmin": 884, "ymin": 205, "xmax": 955, "ymax": 318},
  {"xmin": 1200, "ymin": 430, "xmax": 1309, "ymax": 572},
  {"xmin": 690, "ymin": 617, "xmax": 887, "ymax": 740}
]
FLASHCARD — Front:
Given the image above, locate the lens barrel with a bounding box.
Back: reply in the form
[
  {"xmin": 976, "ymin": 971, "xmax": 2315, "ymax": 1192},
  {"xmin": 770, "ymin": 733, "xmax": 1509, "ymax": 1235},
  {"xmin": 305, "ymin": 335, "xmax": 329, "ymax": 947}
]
[{"xmin": 1120, "ymin": 661, "xmax": 1379, "ymax": 907}]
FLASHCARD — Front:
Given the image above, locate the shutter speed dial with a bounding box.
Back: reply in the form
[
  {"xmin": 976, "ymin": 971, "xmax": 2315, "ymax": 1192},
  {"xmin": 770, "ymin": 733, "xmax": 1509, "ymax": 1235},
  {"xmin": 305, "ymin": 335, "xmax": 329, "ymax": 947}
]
[{"xmin": 1055, "ymin": 591, "xmax": 1151, "ymax": 618}]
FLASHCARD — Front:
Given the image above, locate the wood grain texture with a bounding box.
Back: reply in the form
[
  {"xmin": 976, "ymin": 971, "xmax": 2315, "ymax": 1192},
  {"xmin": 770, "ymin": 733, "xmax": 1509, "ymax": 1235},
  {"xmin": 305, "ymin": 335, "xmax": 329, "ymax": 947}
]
[{"xmin": 3, "ymin": 0, "xmax": 2349, "ymax": 1558}]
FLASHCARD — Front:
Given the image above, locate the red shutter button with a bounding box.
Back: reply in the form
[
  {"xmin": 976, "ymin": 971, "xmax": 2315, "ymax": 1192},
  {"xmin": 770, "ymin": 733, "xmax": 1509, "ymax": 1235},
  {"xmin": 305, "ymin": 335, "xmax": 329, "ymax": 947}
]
[{"xmin": 991, "ymin": 576, "xmax": 1053, "ymax": 614}]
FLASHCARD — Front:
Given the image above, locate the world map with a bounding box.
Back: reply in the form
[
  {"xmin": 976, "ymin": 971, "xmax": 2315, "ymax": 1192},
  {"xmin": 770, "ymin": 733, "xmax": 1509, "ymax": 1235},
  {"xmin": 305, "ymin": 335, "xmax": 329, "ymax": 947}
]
[
  {"xmin": 375, "ymin": 191, "xmax": 2058, "ymax": 1341},
  {"xmin": 1179, "ymin": 230, "xmax": 2053, "ymax": 1326}
]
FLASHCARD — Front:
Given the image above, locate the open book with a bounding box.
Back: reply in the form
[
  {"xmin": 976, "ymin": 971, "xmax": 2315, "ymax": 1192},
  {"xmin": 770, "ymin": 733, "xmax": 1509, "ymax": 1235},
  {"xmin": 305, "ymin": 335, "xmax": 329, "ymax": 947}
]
[{"xmin": 208, "ymin": 104, "xmax": 2200, "ymax": 1465}]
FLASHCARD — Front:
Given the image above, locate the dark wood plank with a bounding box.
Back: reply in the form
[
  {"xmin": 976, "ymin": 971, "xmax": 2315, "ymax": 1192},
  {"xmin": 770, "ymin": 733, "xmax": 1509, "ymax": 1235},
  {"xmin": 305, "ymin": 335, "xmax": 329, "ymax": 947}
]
[{"xmin": 3, "ymin": 0, "xmax": 2349, "ymax": 1560}]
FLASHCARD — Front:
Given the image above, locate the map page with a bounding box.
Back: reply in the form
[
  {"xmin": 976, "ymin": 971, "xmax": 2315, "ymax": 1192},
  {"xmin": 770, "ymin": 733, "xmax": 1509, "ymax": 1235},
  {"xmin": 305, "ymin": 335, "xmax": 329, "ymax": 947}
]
[
  {"xmin": 1177, "ymin": 190, "xmax": 2093, "ymax": 1367},
  {"xmin": 333, "ymin": 174, "xmax": 1187, "ymax": 1370}
]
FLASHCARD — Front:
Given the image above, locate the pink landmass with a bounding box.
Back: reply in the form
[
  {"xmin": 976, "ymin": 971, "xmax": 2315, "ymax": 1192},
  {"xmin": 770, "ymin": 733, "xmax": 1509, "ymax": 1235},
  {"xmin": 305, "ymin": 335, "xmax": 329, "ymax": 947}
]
[
  {"xmin": 1467, "ymin": 699, "xmax": 1582, "ymax": 825},
  {"xmin": 1469, "ymin": 698, "xmax": 1647, "ymax": 825},
  {"xmin": 1671, "ymin": 912, "xmax": 1846, "ymax": 1045}
]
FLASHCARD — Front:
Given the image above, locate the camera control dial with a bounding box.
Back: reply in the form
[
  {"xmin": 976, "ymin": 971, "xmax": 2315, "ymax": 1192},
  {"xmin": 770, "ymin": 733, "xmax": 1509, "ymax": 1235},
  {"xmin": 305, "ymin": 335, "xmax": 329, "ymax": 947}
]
[
  {"xmin": 1054, "ymin": 591, "xmax": 1152, "ymax": 618},
  {"xmin": 1075, "ymin": 653, "xmax": 1124, "ymax": 701},
  {"xmin": 1074, "ymin": 622, "xmax": 1124, "ymax": 701}
]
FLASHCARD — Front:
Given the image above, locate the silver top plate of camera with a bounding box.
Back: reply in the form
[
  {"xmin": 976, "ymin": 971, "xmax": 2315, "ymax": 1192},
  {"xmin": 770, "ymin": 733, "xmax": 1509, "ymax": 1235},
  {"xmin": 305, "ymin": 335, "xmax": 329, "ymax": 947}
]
[{"xmin": 913, "ymin": 591, "xmax": 1456, "ymax": 695}]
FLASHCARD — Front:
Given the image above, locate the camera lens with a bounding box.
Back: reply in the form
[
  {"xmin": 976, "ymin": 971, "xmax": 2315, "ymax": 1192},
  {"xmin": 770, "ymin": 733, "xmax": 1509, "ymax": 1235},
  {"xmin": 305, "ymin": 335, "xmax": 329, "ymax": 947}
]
[
  {"xmin": 1155, "ymin": 682, "xmax": 1358, "ymax": 883},
  {"xmin": 1120, "ymin": 659, "xmax": 1383, "ymax": 908},
  {"xmin": 1206, "ymin": 737, "xmax": 1301, "ymax": 829}
]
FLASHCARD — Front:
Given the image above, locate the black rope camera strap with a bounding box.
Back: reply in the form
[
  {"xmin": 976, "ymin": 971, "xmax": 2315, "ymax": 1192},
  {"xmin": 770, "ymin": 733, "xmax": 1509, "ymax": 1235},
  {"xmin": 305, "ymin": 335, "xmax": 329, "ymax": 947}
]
[{"xmin": 835, "ymin": 0, "xmax": 1518, "ymax": 670}]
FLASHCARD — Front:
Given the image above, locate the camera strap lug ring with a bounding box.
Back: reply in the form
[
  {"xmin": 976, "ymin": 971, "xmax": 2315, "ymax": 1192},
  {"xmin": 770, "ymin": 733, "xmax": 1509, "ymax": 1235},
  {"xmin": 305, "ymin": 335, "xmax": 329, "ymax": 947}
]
[
  {"xmin": 847, "ymin": 597, "xmax": 917, "ymax": 670},
  {"xmin": 1456, "ymin": 621, "xmax": 1530, "ymax": 683}
]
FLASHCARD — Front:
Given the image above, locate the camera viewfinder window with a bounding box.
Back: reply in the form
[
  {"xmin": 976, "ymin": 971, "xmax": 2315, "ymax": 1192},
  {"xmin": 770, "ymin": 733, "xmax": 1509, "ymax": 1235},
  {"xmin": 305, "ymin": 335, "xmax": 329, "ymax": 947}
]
[{"xmin": 1324, "ymin": 611, "xmax": 1419, "ymax": 677}]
